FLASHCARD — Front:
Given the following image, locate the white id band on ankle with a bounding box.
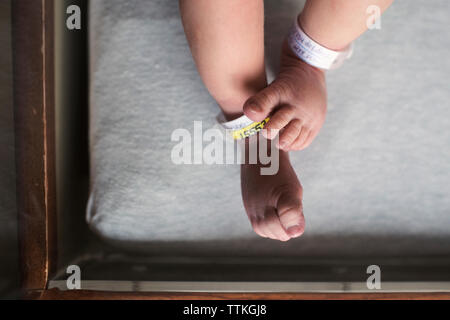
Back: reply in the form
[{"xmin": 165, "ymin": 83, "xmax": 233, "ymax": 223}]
[
  {"xmin": 217, "ymin": 114, "xmax": 270, "ymax": 140},
  {"xmin": 288, "ymin": 18, "xmax": 353, "ymax": 70}
]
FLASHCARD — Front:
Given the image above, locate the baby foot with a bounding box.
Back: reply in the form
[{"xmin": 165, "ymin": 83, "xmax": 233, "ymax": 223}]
[
  {"xmin": 243, "ymin": 40, "xmax": 327, "ymax": 151},
  {"xmin": 241, "ymin": 138, "xmax": 305, "ymax": 241}
]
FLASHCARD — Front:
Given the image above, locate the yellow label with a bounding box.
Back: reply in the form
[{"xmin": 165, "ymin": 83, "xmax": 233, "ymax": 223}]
[{"xmin": 232, "ymin": 118, "xmax": 270, "ymax": 140}]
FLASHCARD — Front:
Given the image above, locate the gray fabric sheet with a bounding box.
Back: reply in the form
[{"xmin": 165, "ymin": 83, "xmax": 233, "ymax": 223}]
[{"xmin": 87, "ymin": 0, "xmax": 450, "ymax": 257}]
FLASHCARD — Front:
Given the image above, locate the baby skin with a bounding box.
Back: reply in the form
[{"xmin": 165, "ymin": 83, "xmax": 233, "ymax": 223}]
[
  {"xmin": 180, "ymin": 0, "xmax": 394, "ymax": 241},
  {"xmin": 222, "ymin": 41, "xmax": 326, "ymax": 242},
  {"xmin": 180, "ymin": 1, "xmax": 325, "ymax": 241},
  {"xmin": 239, "ymin": 42, "xmax": 327, "ymax": 241},
  {"xmin": 244, "ymin": 41, "xmax": 327, "ymax": 152},
  {"xmin": 241, "ymin": 138, "xmax": 305, "ymax": 241}
]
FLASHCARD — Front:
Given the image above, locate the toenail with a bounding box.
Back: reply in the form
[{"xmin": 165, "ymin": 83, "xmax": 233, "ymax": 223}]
[
  {"xmin": 286, "ymin": 225, "xmax": 303, "ymax": 237},
  {"xmin": 248, "ymin": 105, "xmax": 261, "ymax": 113}
]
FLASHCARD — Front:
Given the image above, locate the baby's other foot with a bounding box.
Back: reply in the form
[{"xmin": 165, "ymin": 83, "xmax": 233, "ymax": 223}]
[{"xmin": 241, "ymin": 144, "xmax": 304, "ymax": 241}]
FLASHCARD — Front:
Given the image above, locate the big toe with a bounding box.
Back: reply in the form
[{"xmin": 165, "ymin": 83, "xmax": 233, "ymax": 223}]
[{"xmin": 277, "ymin": 189, "xmax": 305, "ymax": 238}]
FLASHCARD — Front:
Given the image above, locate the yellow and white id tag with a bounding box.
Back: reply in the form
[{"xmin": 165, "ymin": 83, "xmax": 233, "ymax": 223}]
[{"xmin": 218, "ymin": 114, "xmax": 270, "ymax": 140}]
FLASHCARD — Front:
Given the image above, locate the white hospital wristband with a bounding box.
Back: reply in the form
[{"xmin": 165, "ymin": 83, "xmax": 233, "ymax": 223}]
[
  {"xmin": 288, "ymin": 18, "xmax": 353, "ymax": 70},
  {"xmin": 217, "ymin": 113, "xmax": 270, "ymax": 140}
]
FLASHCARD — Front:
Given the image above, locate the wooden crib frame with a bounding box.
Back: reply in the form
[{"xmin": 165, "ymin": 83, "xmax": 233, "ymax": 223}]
[{"xmin": 12, "ymin": 0, "xmax": 450, "ymax": 300}]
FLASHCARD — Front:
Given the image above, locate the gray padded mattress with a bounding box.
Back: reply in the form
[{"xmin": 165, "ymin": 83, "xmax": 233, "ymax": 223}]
[{"xmin": 87, "ymin": 0, "xmax": 450, "ymax": 257}]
